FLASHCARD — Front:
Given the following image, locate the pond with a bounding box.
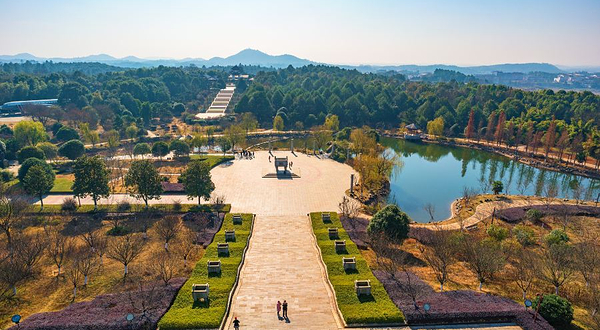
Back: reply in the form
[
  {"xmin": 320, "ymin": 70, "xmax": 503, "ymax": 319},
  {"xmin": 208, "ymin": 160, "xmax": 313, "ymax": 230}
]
[{"xmin": 381, "ymin": 137, "xmax": 600, "ymax": 223}]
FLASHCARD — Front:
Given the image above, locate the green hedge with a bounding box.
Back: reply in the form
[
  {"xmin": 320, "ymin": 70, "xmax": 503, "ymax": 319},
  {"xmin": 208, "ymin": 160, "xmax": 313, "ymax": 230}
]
[
  {"xmin": 189, "ymin": 155, "xmax": 234, "ymax": 168},
  {"xmin": 310, "ymin": 212, "xmax": 404, "ymax": 325},
  {"xmin": 32, "ymin": 203, "xmax": 231, "ymax": 214},
  {"xmin": 158, "ymin": 213, "xmax": 253, "ymax": 329}
]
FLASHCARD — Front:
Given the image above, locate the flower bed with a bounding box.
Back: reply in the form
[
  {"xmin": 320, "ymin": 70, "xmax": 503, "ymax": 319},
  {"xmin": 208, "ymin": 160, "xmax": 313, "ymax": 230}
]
[
  {"xmin": 310, "ymin": 212, "xmax": 405, "ymax": 325},
  {"xmin": 158, "ymin": 213, "xmax": 253, "ymax": 330},
  {"xmin": 10, "ymin": 278, "xmax": 186, "ymax": 330}
]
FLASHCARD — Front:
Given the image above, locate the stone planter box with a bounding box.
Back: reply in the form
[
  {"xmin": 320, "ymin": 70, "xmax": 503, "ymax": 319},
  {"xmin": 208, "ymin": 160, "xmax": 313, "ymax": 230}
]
[
  {"xmin": 355, "ymin": 280, "xmax": 371, "ymax": 296},
  {"xmin": 334, "ymin": 240, "xmax": 346, "ymax": 253},
  {"xmin": 321, "ymin": 212, "xmax": 331, "ymax": 222},
  {"xmin": 328, "ymin": 228, "xmax": 339, "ymax": 239},
  {"xmin": 342, "ymin": 257, "xmax": 356, "ymax": 271},
  {"xmin": 217, "ymin": 243, "xmax": 230, "ymax": 256},
  {"xmin": 207, "ymin": 260, "xmax": 221, "ymax": 274},
  {"xmin": 192, "ymin": 283, "xmax": 209, "ymax": 301},
  {"xmin": 232, "ymin": 215, "xmax": 243, "ymax": 225},
  {"xmin": 225, "ymin": 230, "xmax": 236, "ymax": 242}
]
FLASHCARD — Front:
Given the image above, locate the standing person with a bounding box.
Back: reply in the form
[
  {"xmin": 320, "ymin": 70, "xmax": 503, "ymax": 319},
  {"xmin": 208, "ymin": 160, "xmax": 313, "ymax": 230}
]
[
  {"xmin": 282, "ymin": 300, "xmax": 288, "ymax": 318},
  {"xmin": 277, "ymin": 300, "xmax": 282, "ymax": 318},
  {"xmin": 233, "ymin": 317, "xmax": 240, "ymax": 329}
]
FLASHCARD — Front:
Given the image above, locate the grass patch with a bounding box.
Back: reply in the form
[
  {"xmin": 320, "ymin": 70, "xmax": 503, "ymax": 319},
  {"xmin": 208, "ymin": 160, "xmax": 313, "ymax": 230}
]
[
  {"xmin": 158, "ymin": 213, "xmax": 253, "ymax": 330},
  {"xmin": 310, "ymin": 212, "xmax": 404, "ymax": 325},
  {"xmin": 50, "ymin": 177, "xmax": 73, "ymax": 193},
  {"xmin": 189, "ymin": 155, "xmax": 234, "ymax": 168},
  {"xmin": 33, "ymin": 203, "xmax": 231, "ymax": 214}
]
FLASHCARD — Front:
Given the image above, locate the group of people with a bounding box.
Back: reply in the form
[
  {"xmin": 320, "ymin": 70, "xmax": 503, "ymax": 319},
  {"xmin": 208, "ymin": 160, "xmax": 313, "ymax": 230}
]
[
  {"xmin": 231, "ymin": 300, "xmax": 289, "ymax": 329},
  {"xmin": 235, "ymin": 149, "xmax": 254, "ymax": 159}
]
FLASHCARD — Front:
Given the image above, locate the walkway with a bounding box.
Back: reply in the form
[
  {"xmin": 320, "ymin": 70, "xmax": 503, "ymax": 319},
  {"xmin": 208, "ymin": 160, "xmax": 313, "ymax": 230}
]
[{"xmin": 216, "ymin": 151, "xmax": 354, "ymax": 329}]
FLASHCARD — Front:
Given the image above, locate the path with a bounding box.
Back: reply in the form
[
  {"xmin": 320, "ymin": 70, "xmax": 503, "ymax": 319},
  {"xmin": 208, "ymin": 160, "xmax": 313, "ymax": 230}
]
[{"xmin": 214, "ymin": 151, "xmax": 354, "ymax": 329}]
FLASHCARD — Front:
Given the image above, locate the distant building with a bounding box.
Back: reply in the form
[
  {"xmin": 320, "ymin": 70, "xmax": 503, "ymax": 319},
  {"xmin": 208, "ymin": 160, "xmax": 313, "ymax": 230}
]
[
  {"xmin": 0, "ymin": 99, "xmax": 58, "ymax": 114},
  {"xmin": 404, "ymin": 123, "xmax": 422, "ymax": 140}
]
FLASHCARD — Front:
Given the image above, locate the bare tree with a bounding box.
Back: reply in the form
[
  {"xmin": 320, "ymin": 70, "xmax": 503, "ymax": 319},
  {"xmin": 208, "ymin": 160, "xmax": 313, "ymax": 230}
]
[
  {"xmin": 108, "ymin": 234, "xmax": 145, "ymax": 277},
  {"xmin": 210, "ymin": 194, "xmax": 226, "ymax": 217},
  {"xmin": 174, "ymin": 227, "xmax": 198, "ymax": 268},
  {"xmin": 538, "ymin": 243, "xmax": 574, "ymax": 295},
  {"xmin": 66, "ymin": 258, "xmax": 83, "ymax": 301},
  {"xmin": 70, "ymin": 247, "xmax": 98, "ymax": 286},
  {"xmin": 460, "ymin": 235, "xmax": 505, "ymax": 291},
  {"xmin": 155, "ymin": 216, "xmax": 182, "ymax": 251},
  {"xmin": 510, "ymin": 247, "xmax": 537, "ymax": 301},
  {"xmin": 371, "ymin": 236, "xmax": 423, "ymax": 309},
  {"xmin": 0, "ymin": 252, "xmax": 29, "ymax": 297},
  {"xmin": 94, "ymin": 234, "xmax": 108, "ymax": 266},
  {"xmin": 127, "ymin": 281, "xmax": 162, "ymax": 328},
  {"xmin": 462, "ymin": 186, "xmax": 478, "ymax": 206},
  {"xmin": 45, "ymin": 226, "xmax": 73, "ymax": 277},
  {"xmin": 573, "ymin": 234, "xmax": 599, "ymax": 287},
  {"xmin": 0, "ymin": 190, "xmax": 30, "ymax": 252},
  {"xmin": 80, "ymin": 227, "xmax": 101, "ymax": 253},
  {"xmin": 543, "ymin": 184, "xmax": 558, "ymax": 209},
  {"xmin": 418, "ymin": 228, "xmax": 455, "ymax": 291},
  {"xmin": 152, "ymin": 252, "xmax": 177, "ymax": 286},
  {"xmin": 13, "ymin": 231, "xmax": 47, "ymax": 275},
  {"xmin": 423, "ymin": 203, "xmax": 436, "ymax": 222},
  {"xmin": 338, "ymin": 196, "xmax": 360, "ymax": 220}
]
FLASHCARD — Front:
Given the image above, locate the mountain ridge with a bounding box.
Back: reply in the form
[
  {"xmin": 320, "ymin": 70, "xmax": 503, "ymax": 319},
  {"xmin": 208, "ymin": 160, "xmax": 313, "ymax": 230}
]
[{"xmin": 0, "ymin": 49, "xmax": 583, "ymax": 74}]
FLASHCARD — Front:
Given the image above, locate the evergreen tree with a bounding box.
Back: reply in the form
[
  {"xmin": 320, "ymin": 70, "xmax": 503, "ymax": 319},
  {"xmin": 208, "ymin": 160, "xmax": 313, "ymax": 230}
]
[{"xmin": 72, "ymin": 156, "xmax": 110, "ymax": 210}]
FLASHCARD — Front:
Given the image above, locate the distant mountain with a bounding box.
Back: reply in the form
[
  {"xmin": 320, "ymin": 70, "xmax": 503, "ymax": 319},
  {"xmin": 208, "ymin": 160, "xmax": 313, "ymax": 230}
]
[
  {"xmin": 345, "ymin": 63, "xmax": 563, "ymax": 75},
  {"xmin": 0, "ymin": 49, "xmax": 315, "ymax": 69}
]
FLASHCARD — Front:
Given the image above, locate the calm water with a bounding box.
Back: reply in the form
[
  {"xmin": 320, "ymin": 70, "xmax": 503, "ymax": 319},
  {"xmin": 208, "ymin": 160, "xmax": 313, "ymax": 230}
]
[{"xmin": 381, "ymin": 137, "xmax": 600, "ymax": 223}]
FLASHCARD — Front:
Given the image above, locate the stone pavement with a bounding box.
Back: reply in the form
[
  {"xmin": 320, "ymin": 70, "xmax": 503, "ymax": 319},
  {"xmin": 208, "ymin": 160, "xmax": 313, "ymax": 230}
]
[{"xmin": 220, "ymin": 151, "xmax": 354, "ymax": 329}]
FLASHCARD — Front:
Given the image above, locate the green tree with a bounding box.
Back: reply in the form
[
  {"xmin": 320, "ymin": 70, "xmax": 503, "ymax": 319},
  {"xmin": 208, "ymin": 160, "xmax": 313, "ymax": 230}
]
[
  {"xmin": 17, "ymin": 146, "xmax": 45, "ymax": 163},
  {"xmin": 324, "ymin": 114, "xmax": 340, "ymax": 132},
  {"xmin": 79, "ymin": 123, "xmax": 99, "ymax": 147},
  {"xmin": 240, "ymin": 112, "xmax": 258, "ymax": 134},
  {"xmin": 367, "ymin": 204, "xmax": 410, "ymax": 243},
  {"xmin": 492, "ymin": 181, "xmax": 503, "ymax": 195},
  {"xmin": 152, "ymin": 141, "xmax": 170, "ymax": 159},
  {"xmin": 180, "ymin": 160, "xmax": 215, "ymax": 205},
  {"xmin": 37, "ymin": 142, "xmax": 58, "ymax": 160},
  {"xmin": 125, "ymin": 123, "xmax": 138, "ymax": 141},
  {"xmin": 55, "ymin": 126, "xmax": 79, "ymax": 142},
  {"xmin": 72, "ymin": 156, "xmax": 110, "ymax": 210},
  {"xmin": 58, "ymin": 139, "xmax": 85, "ymax": 160},
  {"xmin": 533, "ymin": 294, "xmax": 573, "ymax": 327},
  {"xmin": 273, "ymin": 115, "xmax": 284, "ymax": 131},
  {"xmin": 18, "ymin": 158, "xmax": 52, "ymax": 182},
  {"xmin": 224, "ymin": 125, "xmax": 245, "ymax": 151},
  {"xmin": 14, "ymin": 120, "xmax": 47, "ymax": 147},
  {"xmin": 169, "ymin": 139, "xmax": 190, "ymax": 157},
  {"xmin": 427, "ymin": 116, "xmax": 445, "ymax": 137},
  {"xmin": 105, "ymin": 130, "xmax": 120, "ymax": 153},
  {"xmin": 124, "ymin": 160, "xmax": 163, "ymax": 208},
  {"xmin": 133, "ymin": 143, "xmax": 151, "ymax": 158},
  {"xmin": 22, "ymin": 164, "xmax": 55, "ymax": 210}
]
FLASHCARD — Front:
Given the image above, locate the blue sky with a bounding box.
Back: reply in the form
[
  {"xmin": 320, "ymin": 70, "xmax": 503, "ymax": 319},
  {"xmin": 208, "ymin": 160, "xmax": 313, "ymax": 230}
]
[{"xmin": 1, "ymin": 0, "xmax": 599, "ymax": 66}]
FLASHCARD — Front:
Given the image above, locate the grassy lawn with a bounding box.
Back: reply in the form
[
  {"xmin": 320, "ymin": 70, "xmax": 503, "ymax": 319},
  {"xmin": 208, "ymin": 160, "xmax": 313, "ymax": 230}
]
[
  {"xmin": 189, "ymin": 155, "xmax": 234, "ymax": 168},
  {"xmin": 310, "ymin": 212, "xmax": 404, "ymax": 325},
  {"xmin": 50, "ymin": 176, "xmax": 73, "ymax": 193},
  {"xmin": 158, "ymin": 213, "xmax": 253, "ymax": 330},
  {"xmin": 36, "ymin": 203, "xmax": 231, "ymax": 214}
]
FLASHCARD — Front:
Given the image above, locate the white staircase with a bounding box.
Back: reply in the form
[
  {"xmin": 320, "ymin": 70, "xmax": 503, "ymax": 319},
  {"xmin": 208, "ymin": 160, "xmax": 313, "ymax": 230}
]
[{"xmin": 206, "ymin": 84, "xmax": 236, "ymax": 114}]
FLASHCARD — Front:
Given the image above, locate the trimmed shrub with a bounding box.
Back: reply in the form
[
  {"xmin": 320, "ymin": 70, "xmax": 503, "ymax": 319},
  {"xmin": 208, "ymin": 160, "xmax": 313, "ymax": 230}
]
[
  {"xmin": 17, "ymin": 145, "xmax": 45, "ymax": 163},
  {"xmin": 58, "ymin": 139, "xmax": 85, "ymax": 160},
  {"xmin": 61, "ymin": 197, "xmax": 78, "ymax": 212},
  {"xmin": 533, "ymin": 294, "xmax": 573, "ymax": 327},
  {"xmin": 513, "ymin": 225, "xmax": 536, "ymax": 246},
  {"xmin": 367, "ymin": 204, "xmax": 410, "ymax": 243},
  {"xmin": 55, "ymin": 126, "xmax": 79, "ymax": 142},
  {"xmin": 172, "ymin": 200, "xmax": 182, "ymax": 212},
  {"xmin": 107, "ymin": 225, "xmax": 131, "ymax": 236},
  {"xmin": 486, "ymin": 223, "xmax": 509, "ymax": 241},
  {"xmin": 37, "ymin": 141, "xmax": 59, "ymax": 159},
  {"xmin": 544, "ymin": 229, "xmax": 569, "ymax": 246}
]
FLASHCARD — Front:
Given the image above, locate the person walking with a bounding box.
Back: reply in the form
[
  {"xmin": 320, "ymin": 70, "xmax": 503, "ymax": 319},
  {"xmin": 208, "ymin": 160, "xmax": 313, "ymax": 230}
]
[
  {"xmin": 233, "ymin": 317, "xmax": 240, "ymax": 329},
  {"xmin": 277, "ymin": 300, "xmax": 282, "ymax": 319},
  {"xmin": 282, "ymin": 300, "xmax": 288, "ymax": 318}
]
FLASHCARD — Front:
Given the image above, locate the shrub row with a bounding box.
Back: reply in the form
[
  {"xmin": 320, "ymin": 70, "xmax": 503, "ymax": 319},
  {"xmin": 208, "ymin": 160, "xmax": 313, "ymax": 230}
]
[
  {"xmin": 158, "ymin": 213, "xmax": 253, "ymax": 330},
  {"xmin": 309, "ymin": 212, "xmax": 405, "ymax": 325},
  {"xmin": 32, "ymin": 203, "xmax": 231, "ymax": 215}
]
